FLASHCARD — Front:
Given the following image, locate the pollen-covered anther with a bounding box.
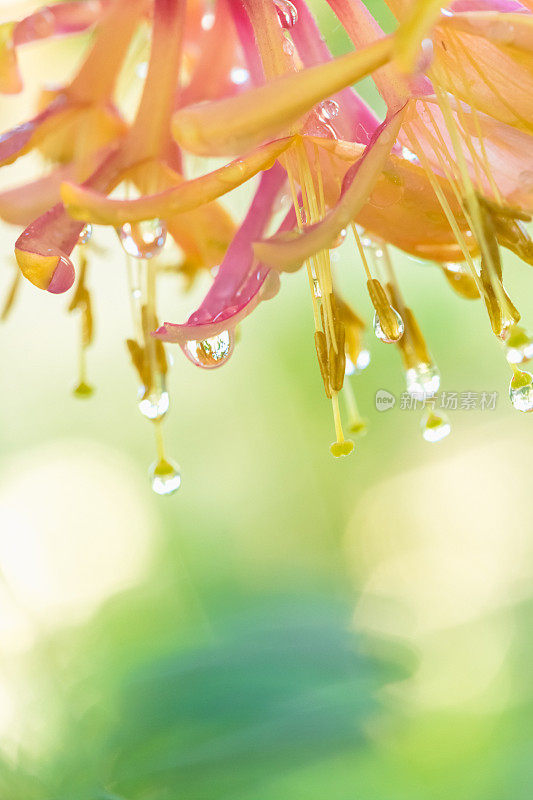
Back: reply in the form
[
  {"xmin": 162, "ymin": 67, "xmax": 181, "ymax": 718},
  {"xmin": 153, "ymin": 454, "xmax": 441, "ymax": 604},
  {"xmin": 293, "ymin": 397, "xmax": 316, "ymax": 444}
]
[
  {"xmin": 367, "ymin": 278, "xmax": 404, "ymax": 343},
  {"xmin": 314, "ymin": 330, "xmax": 331, "ymax": 399}
]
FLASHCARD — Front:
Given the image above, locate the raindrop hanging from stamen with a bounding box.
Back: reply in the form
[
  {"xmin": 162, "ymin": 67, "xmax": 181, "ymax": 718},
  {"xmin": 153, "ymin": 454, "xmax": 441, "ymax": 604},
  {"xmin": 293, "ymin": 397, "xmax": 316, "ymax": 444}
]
[
  {"xmin": 149, "ymin": 457, "xmax": 181, "ymax": 495},
  {"xmin": 118, "ymin": 219, "xmax": 167, "ymax": 260},
  {"xmin": 509, "ymin": 368, "xmax": 533, "ymax": 412},
  {"xmin": 504, "ymin": 325, "xmax": 533, "ymax": 365},
  {"xmin": 138, "ymin": 379, "xmax": 170, "ymax": 421},
  {"xmin": 373, "ymin": 310, "xmax": 404, "ymax": 344},
  {"xmin": 184, "ymin": 330, "xmax": 235, "ymax": 369},
  {"xmin": 406, "ymin": 362, "xmax": 441, "ymax": 400},
  {"xmin": 421, "ymin": 411, "xmax": 451, "ymax": 443}
]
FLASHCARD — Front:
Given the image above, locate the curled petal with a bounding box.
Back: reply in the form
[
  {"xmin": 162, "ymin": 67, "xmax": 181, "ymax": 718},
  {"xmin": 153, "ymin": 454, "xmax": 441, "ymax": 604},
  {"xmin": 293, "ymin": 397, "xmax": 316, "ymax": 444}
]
[
  {"xmin": 14, "ymin": 150, "xmax": 124, "ymax": 293},
  {"xmin": 172, "ymin": 36, "xmax": 393, "ymax": 156},
  {"xmin": 15, "ymin": 204, "xmax": 80, "ymax": 293},
  {"xmin": 61, "ymin": 137, "xmax": 294, "ymax": 224},
  {"xmin": 154, "ymin": 165, "xmax": 291, "ymax": 344},
  {"xmin": 254, "ymin": 109, "xmax": 406, "ymax": 271}
]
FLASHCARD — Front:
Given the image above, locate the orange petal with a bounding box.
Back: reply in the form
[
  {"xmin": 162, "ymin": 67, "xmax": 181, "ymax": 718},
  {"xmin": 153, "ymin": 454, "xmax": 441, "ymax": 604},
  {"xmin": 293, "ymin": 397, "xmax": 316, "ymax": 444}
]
[
  {"xmin": 61, "ymin": 137, "xmax": 293, "ymax": 224},
  {"xmin": 172, "ymin": 36, "xmax": 393, "ymax": 156}
]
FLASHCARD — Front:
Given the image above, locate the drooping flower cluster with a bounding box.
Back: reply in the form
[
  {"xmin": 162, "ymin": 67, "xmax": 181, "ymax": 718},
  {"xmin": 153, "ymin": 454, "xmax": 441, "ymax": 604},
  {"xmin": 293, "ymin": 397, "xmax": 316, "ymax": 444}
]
[{"xmin": 2, "ymin": 0, "xmax": 533, "ymax": 493}]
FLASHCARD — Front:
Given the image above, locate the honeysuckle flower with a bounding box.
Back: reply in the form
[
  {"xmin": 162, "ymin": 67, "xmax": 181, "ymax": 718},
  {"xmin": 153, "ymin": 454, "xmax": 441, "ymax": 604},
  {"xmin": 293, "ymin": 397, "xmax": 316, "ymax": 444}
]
[{"xmin": 2, "ymin": 0, "xmax": 533, "ymax": 495}]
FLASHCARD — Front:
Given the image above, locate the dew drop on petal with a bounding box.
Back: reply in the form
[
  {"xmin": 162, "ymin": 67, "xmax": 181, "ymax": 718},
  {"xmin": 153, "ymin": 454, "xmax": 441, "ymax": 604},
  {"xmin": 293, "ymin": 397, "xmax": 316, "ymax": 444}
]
[
  {"xmin": 406, "ymin": 362, "xmax": 441, "ymax": 399},
  {"xmin": 316, "ymin": 99, "xmax": 339, "ymax": 123},
  {"xmin": 509, "ymin": 369, "xmax": 533, "ymax": 412},
  {"xmin": 421, "ymin": 411, "xmax": 451, "ymax": 443},
  {"xmin": 149, "ymin": 457, "xmax": 181, "ymax": 496},
  {"xmin": 373, "ymin": 310, "xmax": 404, "ymax": 344},
  {"xmin": 275, "ymin": 0, "xmax": 298, "ymax": 28},
  {"xmin": 138, "ymin": 385, "xmax": 170, "ymax": 421},
  {"xmin": 78, "ymin": 224, "xmax": 92, "ymax": 245},
  {"xmin": 118, "ymin": 219, "xmax": 167, "ymax": 260},
  {"xmin": 184, "ymin": 330, "xmax": 235, "ymax": 369}
]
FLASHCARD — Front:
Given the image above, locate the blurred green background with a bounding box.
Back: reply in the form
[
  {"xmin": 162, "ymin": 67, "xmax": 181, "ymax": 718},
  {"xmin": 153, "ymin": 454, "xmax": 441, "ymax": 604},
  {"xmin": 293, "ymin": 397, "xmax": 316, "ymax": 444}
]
[{"xmin": 0, "ymin": 2, "xmax": 532, "ymax": 798}]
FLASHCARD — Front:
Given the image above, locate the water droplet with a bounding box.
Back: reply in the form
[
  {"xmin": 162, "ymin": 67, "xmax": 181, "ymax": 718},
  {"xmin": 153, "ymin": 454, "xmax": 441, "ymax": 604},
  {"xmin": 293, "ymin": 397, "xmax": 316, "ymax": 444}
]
[
  {"xmin": 509, "ymin": 369, "xmax": 533, "ymax": 412},
  {"xmin": 421, "ymin": 411, "xmax": 451, "ymax": 443},
  {"xmin": 373, "ymin": 310, "xmax": 404, "ymax": 344},
  {"xmin": 275, "ymin": 0, "xmax": 298, "ymax": 28},
  {"xmin": 149, "ymin": 457, "xmax": 181, "ymax": 496},
  {"xmin": 118, "ymin": 219, "xmax": 167, "ymax": 259},
  {"xmin": 317, "ymin": 99, "xmax": 339, "ymax": 123},
  {"xmin": 312, "ymin": 278, "xmax": 322, "ymax": 298},
  {"xmin": 73, "ymin": 381, "xmax": 94, "ymax": 398},
  {"xmin": 184, "ymin": 330, "xmax": 234, "ymax": 369},
  {"xmin": 78, "ymin": 224, "xmax": 92, "ymax": 245},
  {"xmin": 138, "ymin": 385, "xmax": 170, "ymax": 420},
  {"xmin": 406, "ymin": 362, "xmax": 441, "ymax": 399},
  {"xmin": 505, "ymin": 325, "xmax": 533, "ymax": 365},
  {"xmin": 230, "ymin": 67, "xmax": 249, "ymax": 85}
]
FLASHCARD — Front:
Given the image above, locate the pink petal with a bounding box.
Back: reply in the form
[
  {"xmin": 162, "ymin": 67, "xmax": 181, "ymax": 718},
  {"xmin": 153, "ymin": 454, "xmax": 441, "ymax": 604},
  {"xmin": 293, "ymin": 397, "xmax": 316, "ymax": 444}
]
[{"xmin": 154, "ymin": 164, "xmax": 292, "ymax": 345}]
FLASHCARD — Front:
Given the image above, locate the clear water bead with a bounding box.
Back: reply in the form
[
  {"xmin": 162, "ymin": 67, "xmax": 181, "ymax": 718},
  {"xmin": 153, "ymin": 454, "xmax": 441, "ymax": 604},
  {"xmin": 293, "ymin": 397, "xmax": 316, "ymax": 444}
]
[
  {"xmin": 373, "ymin": 310, "xmax": 404, "ymax": 344},
  {"xmin": 149, "ymin": 458, "xmax": 181, "ymax": 496},
  {"xmin": 509, "ymin": 369, "xmax": 533, "ymax": 412},
  {"xmin": 184, "ymin": 330, "xmax": 234, "ymax": 369},
  {"xmin": 275, "ymin": 0, "xmax": 298, "ymax": 28},
  {"xmin": 78, "ymin": 224, "xmax": 92, "ymax": 245},
  {"xmin": 317, "ymin": 99, "xmax": 339, "ymax": 123},
  {"xmin": 406, "ymin": 362, "xmax": 441, "ymax": 399},
  {"xmin": 505, "ymin": 326, "xmax": 533, "ymax": 365},
  {"xmin": 118, "ymin": 219, "xmax": 167, "ymax": 259},
  {"xmin": 138, "ymin": 386, "xmax": 170, "ymax": 420},
  {"xmin": 421, "ymin": 411, "xmax": 451, "ymax": 443}
]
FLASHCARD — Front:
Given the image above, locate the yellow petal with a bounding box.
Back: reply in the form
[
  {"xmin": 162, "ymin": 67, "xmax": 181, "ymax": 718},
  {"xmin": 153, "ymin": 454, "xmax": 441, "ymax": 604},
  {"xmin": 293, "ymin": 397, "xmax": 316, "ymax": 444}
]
[
  {"xmin": 61, "ymin": 137, "xmax": 293, "ymax": 224},
  {"xmin": 172, "ymin": 36, "xmax": 393, "ymax": 156}
]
